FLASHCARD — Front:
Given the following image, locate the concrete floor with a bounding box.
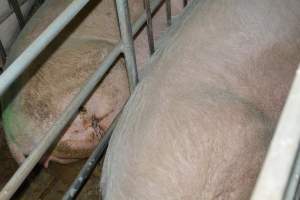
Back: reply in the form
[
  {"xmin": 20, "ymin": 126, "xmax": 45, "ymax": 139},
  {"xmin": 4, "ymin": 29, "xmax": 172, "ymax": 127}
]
[{"xmin": 0, "ymin": 124, "xmax": 102, "ymax": 200}]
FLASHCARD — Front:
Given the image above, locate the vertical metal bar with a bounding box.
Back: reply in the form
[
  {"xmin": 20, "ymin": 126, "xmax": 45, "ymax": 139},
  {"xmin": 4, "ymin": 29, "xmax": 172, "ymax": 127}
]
[
  {"xmin": 63, "ymin": 0, "xmax": 165, "ymax": 197},
  {"xmin": 115, "ymin": 0, "xmax": 138, "ymax": 93},
  {"xmin": 8, "ymin": 0, "xmax": 26, "ymax": 29},
  {"xmin": 0, "ymin": 45, "xmax": 123, "ymax": 200},
  {"xmin": 0, "ymin": 0, "xmax": 174, "ymax": 199},
  {"xmin": 284, "ymin": 147, "xmax": 300, "ymax": 200},
  {"xmin": 144, "ymin": 0, "xmax": 155, "ymax": 55},
  {"xmin": 62, "ymin": 114, "xmax": 119, "ymax": 200},
  {"xmin": 165, "ymin": 0, "xmax": 171, "ymax": 26},
  {"xmin": 0, "ymin": 40, "xmax": 6, "ymax": 67},
  {"xmin": 251, "ymin": 65, "xmax": 300, "ymax": 200},
  {"xmin": 183, "ymin": 0, "xmax": 188, "ymax": 7}
]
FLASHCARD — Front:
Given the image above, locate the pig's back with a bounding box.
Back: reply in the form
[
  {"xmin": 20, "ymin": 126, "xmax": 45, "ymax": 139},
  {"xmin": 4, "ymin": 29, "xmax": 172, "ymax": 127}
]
[{"xmin": 101, "ymin": 0, "xmax": 300, "ymax": 199}]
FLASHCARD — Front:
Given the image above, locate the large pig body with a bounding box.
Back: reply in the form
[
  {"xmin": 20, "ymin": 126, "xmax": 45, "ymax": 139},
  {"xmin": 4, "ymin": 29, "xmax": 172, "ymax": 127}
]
[
  {"xmin": 1, "ymin": 0, "xmax": 183, "ymax": 165},
  {"xmin": 101, "ymin": 0, "xmax": 300, "ymax": 199}
]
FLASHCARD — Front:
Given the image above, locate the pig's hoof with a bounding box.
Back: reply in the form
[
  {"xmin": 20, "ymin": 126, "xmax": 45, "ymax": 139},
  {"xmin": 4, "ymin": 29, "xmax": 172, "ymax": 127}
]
[
  {"xmin": 43, "ymin": 155, "xmax": 80, "ymax": 168},
  {"xmin": 7, "ymin": 142, "xmax": 26, "ymax": 165}
]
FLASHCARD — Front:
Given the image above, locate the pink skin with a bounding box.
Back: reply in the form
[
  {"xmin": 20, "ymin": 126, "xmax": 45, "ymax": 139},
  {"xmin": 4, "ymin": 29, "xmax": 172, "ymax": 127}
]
[
  {"xmin": 3, "ymin": 0, "xmax": 185, "ymax": 167},
  {"xmin": 42, "ymin": 0, "xmax": 185, "ymax": 166},
  {"xmin": 100, "ymin": 0, "xmax": 300, "ymax": 199}
]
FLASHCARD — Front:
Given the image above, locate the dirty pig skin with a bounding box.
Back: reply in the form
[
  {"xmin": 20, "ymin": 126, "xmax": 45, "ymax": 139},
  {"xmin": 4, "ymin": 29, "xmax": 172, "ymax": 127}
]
[
  {"xmin": 1, "ymin": 0, "xmax": 183, "ymax": 166},
  {"xmin": 100, "ymin": 0, "xmax": 300, "ymax": 199}
]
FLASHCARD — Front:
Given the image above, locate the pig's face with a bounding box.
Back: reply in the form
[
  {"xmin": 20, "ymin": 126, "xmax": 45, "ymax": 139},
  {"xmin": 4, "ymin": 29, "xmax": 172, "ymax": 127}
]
[{"xmin": 47, "ymin": 77, "xmax": 128, "ymax": 166}]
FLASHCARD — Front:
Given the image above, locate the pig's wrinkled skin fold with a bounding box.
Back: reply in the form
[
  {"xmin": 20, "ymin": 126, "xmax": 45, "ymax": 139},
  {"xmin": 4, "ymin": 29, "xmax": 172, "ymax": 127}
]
[{"xmin": 101, "ymin": 0, "xmax": 300, "ymax": 199}]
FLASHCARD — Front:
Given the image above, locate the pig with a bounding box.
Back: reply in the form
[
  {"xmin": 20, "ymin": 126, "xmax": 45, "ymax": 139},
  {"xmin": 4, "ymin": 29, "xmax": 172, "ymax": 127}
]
[
  {"xmin": 100, "ymin": 0, "xmax": 300, "ymax": 199},
  {"xmin": 1, "ymin": 0, "xmax": 183, "ymax": 166}
]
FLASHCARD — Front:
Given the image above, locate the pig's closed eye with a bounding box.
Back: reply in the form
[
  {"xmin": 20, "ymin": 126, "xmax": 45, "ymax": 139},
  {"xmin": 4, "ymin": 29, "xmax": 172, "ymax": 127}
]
[{"xmin": 79, "ymin": 106, "xmax": 87, "ymax": 114}]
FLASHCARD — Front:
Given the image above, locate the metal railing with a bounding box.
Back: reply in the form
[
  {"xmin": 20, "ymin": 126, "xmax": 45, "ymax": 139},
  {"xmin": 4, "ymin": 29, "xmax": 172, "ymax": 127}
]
[
  {"xmin": 7, "ymin": 0, "xmax": 26, "ymax": 28},
  {"xmin": 0, "ymin": 0, "xmax": 44, "ymax": 70},
  {"xmin": 0, "ymin": 40, "xmax": 6, "ymax": 71},
  {"xmin": 251, "ymin": 65, "xmax": 300, "ymax": 200},
  {"xmin": 1, "ymin": 0, "xmax": 300, "ymax": 199},
  {"xmin": 0, "ymin": 0, "xmax": 189, "ymax": 199},
  {"xmin": 0, "ymin": 0, "xmax": 25, "ymax": 67}
]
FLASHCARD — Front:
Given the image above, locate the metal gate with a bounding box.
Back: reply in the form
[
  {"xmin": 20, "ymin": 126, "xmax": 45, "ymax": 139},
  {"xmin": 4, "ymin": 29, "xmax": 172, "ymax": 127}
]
[
  {"xmin": 0, "ymin": 0, "xmax": 300, "ymax": 199},
  {"xmin": 0, "ymin": 0, "xmax": 191, "ymax": 199}
]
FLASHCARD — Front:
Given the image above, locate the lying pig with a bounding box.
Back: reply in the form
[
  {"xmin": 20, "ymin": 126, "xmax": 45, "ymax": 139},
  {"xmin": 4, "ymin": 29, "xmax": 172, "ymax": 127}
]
[
  {"xmin": 1, "ymin": 0, "xmax": 183, "ymax": 166},
  {"xmin": 100, "ymin": 0, "xmax": 300, "ymax": 199}
]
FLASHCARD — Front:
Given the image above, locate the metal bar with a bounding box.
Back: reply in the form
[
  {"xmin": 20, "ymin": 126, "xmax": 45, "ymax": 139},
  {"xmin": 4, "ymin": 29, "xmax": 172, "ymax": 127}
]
[
  {"xmin": 165, "ymin": 0, "xmax": 171, "ymax": 26},
  {"xmin": 0, "ymin": 40, "xmax": 6, "ymax": 66},
  {"xmin": 183, "ymin": 0, "xmax": 188, "ymax": 7},
  {"xmin": 284, "ymin": 147, "xmax": 300, "ymax": 200},
  {"xmin": 63, "ymin": 0, "xmax": 165, "ymax": 198},
  {"xmin": 115, "ymin": 0, "xmax": 138, "ymax": 93},
  {"xmin": 251, "ymin": 65, "xmax": 300, "ymax": 200},
  {"xmin": 0, "ymin": 0, "xmax": 166, "ymax": 197},
  {"xmin": 0, "ymin": 0, "xmax": 90, "ymax": 97},
  {"xmin": 62, "ymin": 114, "xmax": 120, "ymax": 200},
  {"xmin": 144, "ymin": 0, "xmax": 155, "ymax": 55},
  {"xmin": 0, "ymin": 0, "xmax": 27, "ymax": 24},
  {"xmin": 0, "ymin": 45, "xmax": 122, "ymax": 200},
  {"xmin": 63, "ymin": 2, "xmax": 201, "ymax": 198},
  {"xmin": 8, "ymin": 0, "xmax": 26, "ymax": 28}
]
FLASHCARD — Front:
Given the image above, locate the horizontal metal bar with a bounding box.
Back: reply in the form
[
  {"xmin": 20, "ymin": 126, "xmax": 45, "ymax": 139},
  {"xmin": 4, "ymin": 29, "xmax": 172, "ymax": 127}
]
[
  {"xmin": 284, "ymin": 147, "xmax": 300, "ymax": 200},
  {"xmin": 0, "ymin": 0, "xmax": 27, "ymax": 24},
  {"xmin": 251, "ymin": 65, "xmax": 300, "ymax": 200},
  {"xmin": 62, "ymin": 114, "xmax": 120, "ymax": 200},
  {"xmin": 183, "ymin": 0, "xmax": 188, "ymax": 7},
  {"xmin": 0, "ymin": 0, "xmax": 165, "ymax": 198},
  {"xmin": 0, "ymin": 0, "xmax": 90, "ymax": 97},
  {"xmin": 0, "ymin": 40, "xmax": 6, "ymax": 66}
]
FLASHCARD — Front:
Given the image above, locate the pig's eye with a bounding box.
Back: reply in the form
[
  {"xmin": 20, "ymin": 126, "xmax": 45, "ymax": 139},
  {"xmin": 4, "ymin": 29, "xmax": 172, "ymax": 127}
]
[{"xmin": 79, "ymin": 106, "xmax": 87, "ymax": 114}]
